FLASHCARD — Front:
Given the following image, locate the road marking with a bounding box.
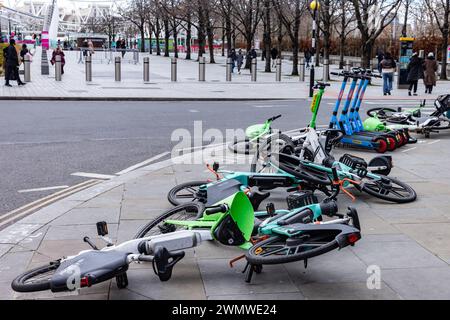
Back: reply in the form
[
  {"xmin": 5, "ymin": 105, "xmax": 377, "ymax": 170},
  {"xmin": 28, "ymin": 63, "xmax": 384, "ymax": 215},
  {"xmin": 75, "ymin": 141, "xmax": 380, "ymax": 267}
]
[
  {"xmin": 70, "ymin": 172, "xmax": 116, "ymax": 180},
  {"xmin": 189, "ymin": 109, "xmax": 199, "ymax": 113},
  {"xmin": 115, "ymin": 151, "xmax": 171, "ymax": 175},
  {"xmin": 18, "ymin": 185, "xmax": 69, "ymax": 193},
  {"xmin": 253, "ymin": 105, "xmax": 289, "ymax": 108},
  {"xmin": 427, "ymin": 139, "xmax": 441, "ymax": 145},
  {"xmin": 175, "ymin": 142, "xmax": 226, "ymax": 153},
  {"xmin": 401, "ymin": 147, "xmax": 417, "ymax": 153}
]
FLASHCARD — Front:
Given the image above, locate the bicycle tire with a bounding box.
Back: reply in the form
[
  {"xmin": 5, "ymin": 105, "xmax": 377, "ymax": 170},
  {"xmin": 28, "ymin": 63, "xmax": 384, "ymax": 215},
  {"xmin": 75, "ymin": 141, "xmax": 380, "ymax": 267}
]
[
  {"xmin": 366, "ymin": 107, "xmax": 397, "ymax": 119},
  {"xmin": 134, "ymin": 202, "xmax": 205, "ymax": 239},
  {"xmin": 245, "ymin": 235, "xmax": 339, "ymax": 265},
  {"xmin": 228, "ymin": 138, "xmax": 253, "ymax": 155},
  {"xmin": 362, "ymin": 175, "xmax": 417, "ymax": 203},
  {"xmin": 11, "ymin": 261, "xmax": 60, "ymax": 292},
  {"xmin": 167, "ymin": 181, "xmax": 208, "ymax": 206}
]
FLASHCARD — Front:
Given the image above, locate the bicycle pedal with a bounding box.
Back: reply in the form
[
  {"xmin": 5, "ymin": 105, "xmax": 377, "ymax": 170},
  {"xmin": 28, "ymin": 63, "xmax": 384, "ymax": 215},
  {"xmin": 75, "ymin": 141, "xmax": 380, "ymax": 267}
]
[
  {"xmin": 116, "ymin": 272, "xmax": 128, "ymax": 289},
  {"xmin": 96, "ymin": 221, "xmax": 108, "ymax": 236}
]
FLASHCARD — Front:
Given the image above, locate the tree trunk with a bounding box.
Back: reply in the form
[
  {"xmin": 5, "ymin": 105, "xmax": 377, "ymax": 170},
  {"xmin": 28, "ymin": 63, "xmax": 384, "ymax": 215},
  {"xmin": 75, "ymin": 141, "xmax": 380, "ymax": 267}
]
[
  {"xmin": 173, "ymin": 25, "xmax": 178, "ymax": 58},
  {"xmin": 156, "ymin": 19, "xmax": 161, "ymax": 56},
  {"xmin": 197, "ymin": 4, "xmax": 206, "ymax": 59},
  {"xmin": 226, "ymin": 15, "xmax": 232, "ymax": 53},
  {"xmin": 205, "ymin": 10, "xmax": 215, "ymax": 63},
  {"xmin": 186, "ymin": 18, "xmax": 192, "ymax": 60},
  {"xmin": 339, "ymin": 34, "xmax": 345, "ymax": 69},
  {"xmin": 140, "ymin": 26, "xmax": 145, "ymax": 52},
  {"xmin": 164, "ymin": 19, "xmax": 170, "ymax": 57},
  {"xmin": 263, "ymin": 0, "xmax": 271, "ymax": 72},
  {"xmin": 148, "ymin": 23, "xmax": 153, "ymax": 54},
  {"xmin": 440, "ymin": 29, "xmax": 449, "ymax": 80}
]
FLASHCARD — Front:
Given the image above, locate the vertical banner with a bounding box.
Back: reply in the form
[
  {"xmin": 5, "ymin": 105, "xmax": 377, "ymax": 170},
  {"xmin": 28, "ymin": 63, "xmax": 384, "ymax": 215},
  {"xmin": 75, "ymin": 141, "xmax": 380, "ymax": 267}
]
[{"xmin": 41, "ymin": 31, "xmax": 49, "ymax": 50}]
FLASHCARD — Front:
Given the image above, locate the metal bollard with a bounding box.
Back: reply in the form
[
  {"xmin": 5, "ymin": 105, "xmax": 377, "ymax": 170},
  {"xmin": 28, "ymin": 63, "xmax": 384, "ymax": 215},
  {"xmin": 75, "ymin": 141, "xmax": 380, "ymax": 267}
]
[
  {"xmin": 171, "ymin": 58, "xmax": 177, "ymax": 82},
  {"xmin": 251, "ymin": 59, "xmax": 257, "ymax": 82},
  {"xmin": 24, "ymin": 53, "xmax": 31, "ymax": 82},
  {"xmin": 199, "ymin": 57, "xmax": 206, "ymax": 81},
  {"xmin": 323, "ymin": 59, "xmax": 329, "ymax": 82},
  {"xmin": 85, "ymin": 56, "xmax": 92, "ymax": 82},
  {"xmin": 276, "ymin": 59, "xmax": 282, "ymax": 82},
  {"xmin": 55, "ymin": 55, "xmax": 62, "ymax": 81},
  {"xmin": 134, "ymin": 49, "xmax": 139, "ymax": 64},
  {"xmin": 299, "ymin": 58, "xmax": 305, "ymax": 82},
  {"xmin": 226, "ymin": 57, "xmax": 232, "ymax": 82},
  {"xmin": 115, "ymin": 57, "xmax": 121, "ymax": 81},
  {"xmin": 345, "ymin": 60, "xmax": 351, "ymax": 72},
  {"xmin": 143, "ymin": 57, "xmax": 150, "ymax": 82}
]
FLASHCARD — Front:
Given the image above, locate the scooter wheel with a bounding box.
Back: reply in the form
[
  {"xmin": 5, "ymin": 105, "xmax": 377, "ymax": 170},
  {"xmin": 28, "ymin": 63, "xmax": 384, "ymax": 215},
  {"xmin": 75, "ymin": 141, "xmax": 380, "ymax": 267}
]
[
  {"xmin": 374, "ymin": 138, "xmax": 388, "ymax": 153},
  {"xmin": 386, "ymin": 137, "xmax": 397, "ymax": 151}
]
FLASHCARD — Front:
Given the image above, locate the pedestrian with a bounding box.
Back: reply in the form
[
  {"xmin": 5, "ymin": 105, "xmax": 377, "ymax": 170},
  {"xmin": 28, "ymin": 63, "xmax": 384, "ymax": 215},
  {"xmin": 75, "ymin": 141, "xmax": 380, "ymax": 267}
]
[
  {"xmin": 236, "ymin": 49, "xmax": 244, "ymax": 74},
  {"xmin": 261, "ymin": 48, "xmax": 266, "ymax": 61},
  {"xmin": 304, "ymin": 49, "xmax": 312, "ymax": 69},
  {"xmin": 50, "ymin": 45, "xmax": 66, "ymax": 74},
  {"xmin": 406, "ymin": 52, "xmax": 423, "ymax": 96},
  {"xmin": 423, "ymin": 52, "xmax": 438, "ymax": 94},
  {"xmin": 19, "ymin": 43, "xmax": 32, "ymax": 63},
  {"xmin": 228, "ymin": 48, "xmax": 237, "ymax": 73},
  {"xmin": 380, "ymin": 52, "xmax": 396, "ymax": 96},
  {"xmin": 377, "ymin": 51, "xmax": 384, "ymax": 73},
  {"xmin": 87, "ymin": 40, "xmax": 95, "ymax": 56},
  {"xmin": 4, "ymin": 38, "xmax": 25, "ymax": 87},
  {"xmin": 271, "ymin": 47, "xmax": 278, "ymax": 68},
  {"xmin": 247, "ymin": 47, "xmax": 257, "ymax": 72},
  {"xmin": 119, "ymin": 39, "xmax": 126, "ymax": 58}
]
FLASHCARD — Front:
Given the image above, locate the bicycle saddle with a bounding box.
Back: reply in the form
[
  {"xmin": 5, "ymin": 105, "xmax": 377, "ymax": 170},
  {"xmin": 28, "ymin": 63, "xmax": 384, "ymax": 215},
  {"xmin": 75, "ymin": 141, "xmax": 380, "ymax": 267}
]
[{"xmin": 50, "ymin": 250, "xmax": 129, "ymax": 292}]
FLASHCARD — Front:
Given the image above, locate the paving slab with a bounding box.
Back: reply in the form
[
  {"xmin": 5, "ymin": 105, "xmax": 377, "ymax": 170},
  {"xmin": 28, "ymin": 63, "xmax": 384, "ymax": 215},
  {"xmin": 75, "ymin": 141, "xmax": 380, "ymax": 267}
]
[
  {"xmin": 208, "ymin": 292, "xmax": 305, "ymax": 300},
  {"xmin": 299, "ymin": 281, "xmax": 402, "ymax": 300},
  {"xmin": 50, "ymin": 207, "xmax": 121, "ymax": 226},
  {"xmin": 382, "ymin": 267, "xmax": 450, "ymax": 299}
]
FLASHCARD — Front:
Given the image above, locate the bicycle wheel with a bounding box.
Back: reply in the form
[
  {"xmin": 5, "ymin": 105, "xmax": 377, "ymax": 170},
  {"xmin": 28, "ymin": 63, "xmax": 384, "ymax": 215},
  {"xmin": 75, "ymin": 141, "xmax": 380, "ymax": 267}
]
[
  {"xmin": 250, "ymin": 134, "xmax": 305, "ymax": 173},
  {"xmin": 246, "ymin": 234, "xmax": 339, "ymax": 265},
  {"xmin": 374, "ymin": 137, "xmax": 388, "ymax": 153},
  {"xmin": 228, "ymin": 138, "xmax": 253, "ymax": 155},
  {"xmin": 362, "ymin": 175, "xmax": 417, "ymax": 203},
  {"xmin": 11, "ymin": 261, "xmax": 60, "ymax": 292},
  {"xmin": 167, "ymin": 181, "xmax": 208, "ymax": 206},
  {"xmin": 134, "ymin": 202, "xmax": 205, "ymax": 239}
]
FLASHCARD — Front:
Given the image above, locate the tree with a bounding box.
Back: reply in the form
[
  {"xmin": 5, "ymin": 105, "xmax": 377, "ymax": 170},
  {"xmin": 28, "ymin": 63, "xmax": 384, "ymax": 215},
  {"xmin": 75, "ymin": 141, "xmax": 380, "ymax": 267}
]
[
  {"xmin": 262, "ymin": 0, "xmax": 272, "ymax": 72},
  {"xmin": 119, "ymin": 0, "xmax": 149, "ymax": 52},
  {"xmin": 334, "ymin": 0, "xmax": 357, "ymax": 69},
  {"xmin": 351, "ymin": 0, "xmax": 402, "ymax": 67},
  {"xmin": 425, "ymin": 0, "xmax": 449, "ymax": 80},
  {"xmin": 274, "ymin": 0, "xmax": 307, "ymax": 75}
]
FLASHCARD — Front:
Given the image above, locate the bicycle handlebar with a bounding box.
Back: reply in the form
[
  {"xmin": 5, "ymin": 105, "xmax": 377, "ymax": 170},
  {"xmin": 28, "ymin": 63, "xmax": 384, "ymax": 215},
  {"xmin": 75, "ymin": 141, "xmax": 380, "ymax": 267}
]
[
  {"xmin": 268, "ymin": 114, "xmax": 282, "ymax": 122},
  {"xmin": 205, "ymin": 204, "xmax": 228, "ymax": 215}
]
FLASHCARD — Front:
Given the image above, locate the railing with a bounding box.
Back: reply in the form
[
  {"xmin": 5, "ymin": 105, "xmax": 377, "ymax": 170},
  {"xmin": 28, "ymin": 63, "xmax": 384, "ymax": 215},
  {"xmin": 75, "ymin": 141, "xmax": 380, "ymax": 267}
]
[{"xmin": 77, "ymin": 48, "xmax": 139, "ymax": 65}]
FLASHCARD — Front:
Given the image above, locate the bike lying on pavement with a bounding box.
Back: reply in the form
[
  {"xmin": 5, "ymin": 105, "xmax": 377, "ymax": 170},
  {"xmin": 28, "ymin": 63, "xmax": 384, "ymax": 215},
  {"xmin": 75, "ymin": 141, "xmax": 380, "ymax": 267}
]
[
  {"xmin": 364, "ymin": 94, "xmax": 450, "ymax": 138},
  {"xmin": 11, "ymin": 190, "xmax": 361, "ymax": 291}
]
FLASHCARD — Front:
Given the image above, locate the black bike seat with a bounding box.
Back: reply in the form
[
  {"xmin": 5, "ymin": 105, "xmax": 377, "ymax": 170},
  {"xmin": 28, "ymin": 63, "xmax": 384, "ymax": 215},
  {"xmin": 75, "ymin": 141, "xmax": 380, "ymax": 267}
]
[{"xmin": 51, "ymin": 250, "xmax": 129, "ymax": 292}]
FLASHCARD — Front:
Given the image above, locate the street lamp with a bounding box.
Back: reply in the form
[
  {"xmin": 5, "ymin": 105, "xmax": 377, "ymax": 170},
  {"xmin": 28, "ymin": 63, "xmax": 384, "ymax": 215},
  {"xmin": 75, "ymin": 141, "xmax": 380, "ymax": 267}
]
[{"xmin": 309, "ymin": 0, "xmax": 320, "ymax": 97}]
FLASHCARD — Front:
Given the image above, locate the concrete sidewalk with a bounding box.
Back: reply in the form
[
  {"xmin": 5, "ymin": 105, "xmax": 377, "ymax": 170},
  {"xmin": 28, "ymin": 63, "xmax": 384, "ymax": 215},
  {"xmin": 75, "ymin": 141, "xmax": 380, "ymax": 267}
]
[
  {"xmin": 1, "ymin": 47, "xmax": 448, "ymax": 101},
  {"xmin": 1, "ymin": 133, "xmax": 450, "ymax": 300}
]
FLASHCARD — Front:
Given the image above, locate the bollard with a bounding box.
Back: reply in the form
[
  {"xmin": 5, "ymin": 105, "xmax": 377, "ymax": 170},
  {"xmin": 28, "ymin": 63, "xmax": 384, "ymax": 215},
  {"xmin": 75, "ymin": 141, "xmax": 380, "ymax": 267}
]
[
  {"xmin": 171, "ymin": 58, "xmax": 177, "ymax": 82},
  {"xmin": 199, "ymin": 57, "xmax": 206, "ymax": 81},
  {"xmin": 133, "ymin": 49, "xmax": 139, "ymax": 64},
  {"xmin": 55, "ymin": 55, "xmax": 62, "ymax": 81},
  {"xmin": 226, "ymin": 57, "xmax": 232, "ymax": 82},
  {"xmin": 143, "ymin": 57, "xmax": 150, "ymax": 82},
  {"xmin": 115, "ymin": 57, "xmax": 121, "ymax": 81},
  {"xmin": 85, "ymin": 55, "xmax": 92, "ymax": 82},
  {"xmin": 276, "ymin": 58, "xmax": 282, "ymax": 82},
  {"xmin": 251, "ymin": 59, "xmax": 257, "ymax": 82},
  {"xmin": 299, "ymin": 58, "xmax": 305, "ymax": 82},
  {"xmin": 323, "ymin": 59, "xmax": 329, "ymax": 82},
  {"xmin": 24, "ymin": 53, "xmax": 31, "ymax": 82},
  {"xmin": 345, "ymin": 60, "xmax": 351, "ymax": 72}
]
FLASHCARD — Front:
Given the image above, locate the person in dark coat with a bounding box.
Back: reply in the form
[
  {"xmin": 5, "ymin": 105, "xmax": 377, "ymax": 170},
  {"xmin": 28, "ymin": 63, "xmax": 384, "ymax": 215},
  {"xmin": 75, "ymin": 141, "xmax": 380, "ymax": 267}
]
[
  {"xmin": 271, "ymin": 47, "xmax": 278, "ymax": 68},
  {"xmin": 406, "ymin": 52, "xmax": 423, "ymax": 96},
  {"xmin": 51, "ymin": 46, "xmax": 66, "ymax": 74},
  {"xmin": 228, "ymin": 48, "xmax": 237, "ymax": 73},
  {"xmin": 304, "ymin": 49, "xmax": 312, "ymax": 68},
  {"xmin": 423, "ymin": 52, "xmax": 438, "ymax": 94},
  {"xmin": 4, "ymin": 39, "xmax": 25, "ymax": 87}
]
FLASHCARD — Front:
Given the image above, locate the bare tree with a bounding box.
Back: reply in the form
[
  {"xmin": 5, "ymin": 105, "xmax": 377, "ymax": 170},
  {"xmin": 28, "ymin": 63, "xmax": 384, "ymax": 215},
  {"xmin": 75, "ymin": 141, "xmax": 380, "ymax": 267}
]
[
  {"xmin": 274, "ymin": 0, "xmax": 307, "ymax": 75},
  {"xmin": 425, "ymin": 0, "xmax": 449, "ymax": 80},
  {"xmin": 334, "ymin": 1, "xmax": 357, "ymax": 69},
  {"xmin": 351, "ymin": 0, "xmax": 402, "ymax": 67},
  {"xmin": 119, "ymin": 0, "xmax": 149, "ymax": 52}
]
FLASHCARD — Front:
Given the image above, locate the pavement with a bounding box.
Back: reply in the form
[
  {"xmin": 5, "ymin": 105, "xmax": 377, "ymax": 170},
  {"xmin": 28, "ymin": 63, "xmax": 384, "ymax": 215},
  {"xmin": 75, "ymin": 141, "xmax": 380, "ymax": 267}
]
[
  {"xmin": 1, "ymin": 131, "xmax": 450, "ymax": 300},
  {"xmin": 0, "ymin": 46, "xmax": 448, "ymax": 100}
]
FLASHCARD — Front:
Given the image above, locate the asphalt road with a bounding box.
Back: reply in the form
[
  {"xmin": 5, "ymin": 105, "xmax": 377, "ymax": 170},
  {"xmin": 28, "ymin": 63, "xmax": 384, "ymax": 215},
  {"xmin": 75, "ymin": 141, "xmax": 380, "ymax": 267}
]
[{"xmin": 0, "ymin": 98, "xmax": 422, "ymax": 215}]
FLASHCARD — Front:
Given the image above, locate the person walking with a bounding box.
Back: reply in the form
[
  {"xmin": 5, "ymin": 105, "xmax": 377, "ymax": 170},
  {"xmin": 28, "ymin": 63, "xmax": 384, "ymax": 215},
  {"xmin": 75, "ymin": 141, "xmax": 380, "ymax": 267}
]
[
  {"xmin": 50, "ymin": 46, "xmax": 66, "ymax": 74},
  {"xmin": 228, "ymin": 48, "xmax": 237, "ymax": 73},
  {"xmin": 380, "ymin": 52, "xmax": 396, "ymax": 96},
  {"xmin": 406, "ymin": 52, "xmax": 422, "ymax": 96},
  {"xmin": 248, "ymin": 47, "xmax": 257, "ymax": 68},
  {"xmin": 423, "ymin": 52, "xmax": 438, "ymax": 94},
  {"xmin": 4, "ymin": 39, "xmax": 25, "ymax": 87},
  {"xmin": 236, "ymin": 49, "xmax": 244, "ymax": 74},
  {"xmin": 304, "ymin": 49, "xmax": 312, "ymax": 69},
  {"xmin": 271, "ymin": 47, "xmax": 278, "ymax": 68},
  {"xmin": 377, "ymin": 51, "xmax": 384, "ymax": 73}
]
